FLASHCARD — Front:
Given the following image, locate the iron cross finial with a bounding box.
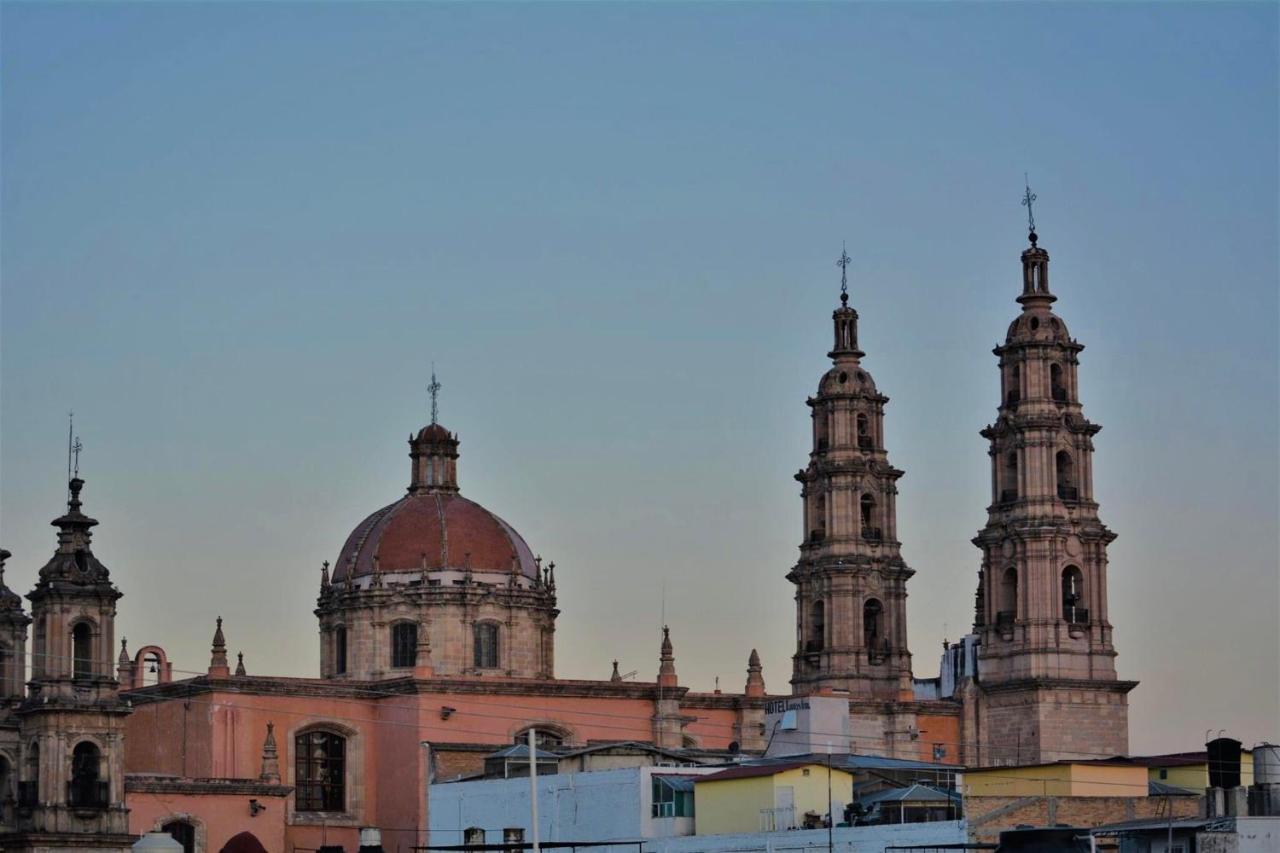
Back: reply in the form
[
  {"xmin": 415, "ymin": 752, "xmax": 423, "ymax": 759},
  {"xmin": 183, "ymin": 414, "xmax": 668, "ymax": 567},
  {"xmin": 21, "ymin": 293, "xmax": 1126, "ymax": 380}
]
[
  {"xmin": 1022, "ymin": 174, "xmax": 1038, "ymax": 243},
  {"xmin": 72, "ymin": 435, "xmax": 83, "ymax": 478},
  {"xmin": 836, "ymin": 243, "xmax": 852, "ymax": 306},
  {"xmin": 428, "ymin": 365, "xmax": 442, "ymax": 426}
]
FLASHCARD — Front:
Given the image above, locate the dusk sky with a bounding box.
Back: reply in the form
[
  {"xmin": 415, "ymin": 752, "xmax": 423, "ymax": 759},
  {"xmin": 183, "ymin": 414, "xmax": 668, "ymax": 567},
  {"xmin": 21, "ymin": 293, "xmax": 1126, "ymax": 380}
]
[{"xmin": 2, "ymin": 3, "xmax": 1276, "ymax": 755}]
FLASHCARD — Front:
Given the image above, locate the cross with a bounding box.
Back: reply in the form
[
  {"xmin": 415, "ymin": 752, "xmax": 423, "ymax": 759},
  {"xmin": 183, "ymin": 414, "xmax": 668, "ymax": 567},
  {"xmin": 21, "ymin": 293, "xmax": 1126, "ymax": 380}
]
[
  {"xmin": 428, "ymin": 367, "xmax": 442, "ymax": 425},
  {"xmin": 836, "ymin": 243, "xmax": 852, "ymax": 305},
  {"xmin": 72, "ymin": 436, "xmax": 83, "ymax": 477},
  {"xmin": 1021, "ymin": 174, "xmax": 1038, "ymax": 236}
]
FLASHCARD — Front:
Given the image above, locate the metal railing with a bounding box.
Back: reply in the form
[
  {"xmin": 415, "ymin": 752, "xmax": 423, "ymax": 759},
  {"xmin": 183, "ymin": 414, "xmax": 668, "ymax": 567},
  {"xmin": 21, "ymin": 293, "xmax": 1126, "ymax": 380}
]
[
  {"xmin": 861, "ymin": 527, "xmax": 882, "ymax": 542},
  {"xmin": 1052, "ymin": 387, "xmax": 1068, "ymax": 402},
  {"xmin": 995, "ymin": 610, "xmax": 1015, "ymax": 628},
  {"xmin": 66, "ymin": 779, "xmax": 109, "ymax": 809},
  {"xmin": 1000, "ymin": 489, "xmax": 1018, "ymax": 503},
  {"xmin": 1065, "ymin": 606, "xmax": 1090, "ymax": 626},
  {"xmin": 1058, "ymin": 485, "xmax": 1079, "ymax": 500},
  {"xmin": 857, "ymin": 435, "xmax": 873, "ymax": 450}
]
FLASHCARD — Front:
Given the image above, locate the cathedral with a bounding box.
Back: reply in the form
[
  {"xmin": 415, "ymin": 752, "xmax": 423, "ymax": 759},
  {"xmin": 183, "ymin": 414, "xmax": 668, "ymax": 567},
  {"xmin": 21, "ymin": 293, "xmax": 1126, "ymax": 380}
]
[{"xmin": 0, "ymin": 215, "xmax": 1134, "ymax": 852}]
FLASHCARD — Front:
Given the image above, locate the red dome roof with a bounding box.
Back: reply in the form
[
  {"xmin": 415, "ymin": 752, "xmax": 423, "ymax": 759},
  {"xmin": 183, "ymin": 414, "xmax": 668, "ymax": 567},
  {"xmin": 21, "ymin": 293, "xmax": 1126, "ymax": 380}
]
[{"xmin": 333, "ymin": 492, "xmax": 538, "ymax": 582}]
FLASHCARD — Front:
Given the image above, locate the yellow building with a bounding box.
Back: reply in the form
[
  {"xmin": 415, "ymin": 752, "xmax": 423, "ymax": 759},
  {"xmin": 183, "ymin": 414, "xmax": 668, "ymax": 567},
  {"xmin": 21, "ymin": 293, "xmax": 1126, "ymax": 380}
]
[
  {"xmin": 961, "ymin": 761, "xmax": 1149, "ymax": 798},
  {"xmin": 1136, "ymin": 750, "xmax": 1254, "ymax": 790},
  {"xmin": 694, "ymin": 761, "xmax": 855, "ymax": 835}
]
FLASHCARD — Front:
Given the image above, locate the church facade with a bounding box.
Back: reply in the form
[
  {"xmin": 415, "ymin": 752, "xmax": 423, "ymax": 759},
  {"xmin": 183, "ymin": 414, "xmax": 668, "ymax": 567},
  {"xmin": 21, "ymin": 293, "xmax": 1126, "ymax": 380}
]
[{"xmin": 0, "ymin": 221, "xmax": 1133, "ymax": 852}]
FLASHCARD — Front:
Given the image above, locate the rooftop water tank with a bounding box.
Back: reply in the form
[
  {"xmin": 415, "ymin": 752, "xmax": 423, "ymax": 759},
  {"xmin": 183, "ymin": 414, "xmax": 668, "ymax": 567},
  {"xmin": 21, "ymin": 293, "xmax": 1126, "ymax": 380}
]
[{"xmin": 1255, "ymin": 743, "xmax": 1280, "ymax": 785}]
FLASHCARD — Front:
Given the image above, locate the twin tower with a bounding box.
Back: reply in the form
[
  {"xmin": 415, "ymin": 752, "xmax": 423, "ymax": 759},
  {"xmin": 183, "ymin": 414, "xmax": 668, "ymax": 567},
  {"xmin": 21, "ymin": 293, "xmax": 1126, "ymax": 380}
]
[{"xmin": 787, "ymin": 225, "xmax": 1133, "ymax": 764}]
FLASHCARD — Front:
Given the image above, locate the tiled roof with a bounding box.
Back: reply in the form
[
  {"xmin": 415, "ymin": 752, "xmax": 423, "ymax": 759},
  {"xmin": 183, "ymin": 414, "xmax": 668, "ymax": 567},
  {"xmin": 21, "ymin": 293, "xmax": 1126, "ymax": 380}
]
[{"xmin": 333, "ymin": 492, "xmax": 538, "ymax": 581}]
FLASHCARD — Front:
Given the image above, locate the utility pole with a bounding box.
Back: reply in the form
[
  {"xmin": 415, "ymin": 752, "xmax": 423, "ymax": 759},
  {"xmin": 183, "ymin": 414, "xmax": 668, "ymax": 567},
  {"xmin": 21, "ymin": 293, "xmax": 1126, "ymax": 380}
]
[
  {"xmin": 529, "ymin": 728, "xmax": 541, "ymax": 853},
  {"xmin": 827, "ymin": 750, "xmax": 834, "ymax": 853}
]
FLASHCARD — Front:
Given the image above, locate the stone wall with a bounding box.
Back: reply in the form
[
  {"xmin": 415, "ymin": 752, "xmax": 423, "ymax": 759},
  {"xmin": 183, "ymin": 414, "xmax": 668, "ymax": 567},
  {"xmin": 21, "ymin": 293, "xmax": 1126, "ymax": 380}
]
[{"xmin": 965, "ymin": 795, "xmax": 1202, "ymax": 845}]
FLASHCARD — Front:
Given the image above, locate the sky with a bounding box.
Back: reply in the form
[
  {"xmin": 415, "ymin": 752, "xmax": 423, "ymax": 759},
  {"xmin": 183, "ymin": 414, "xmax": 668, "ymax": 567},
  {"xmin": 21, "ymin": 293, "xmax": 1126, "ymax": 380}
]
[{"xmin": 1, "ymin": 2, "xmax": 1276, "ymax": 756}]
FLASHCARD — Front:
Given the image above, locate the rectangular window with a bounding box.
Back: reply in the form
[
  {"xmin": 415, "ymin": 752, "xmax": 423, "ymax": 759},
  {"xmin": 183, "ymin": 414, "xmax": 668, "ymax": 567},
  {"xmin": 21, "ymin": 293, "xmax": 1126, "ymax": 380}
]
[
  {"xmin": 651, "ymin": 777, "xmax": 694, "ymax": 818},
  {"xmin": 295, "ymin": 731, "xmax": 346, "ymax": 812},
  {"xmin": 391, "ymin": 623, "xmax": 417, "ymax": 669}
]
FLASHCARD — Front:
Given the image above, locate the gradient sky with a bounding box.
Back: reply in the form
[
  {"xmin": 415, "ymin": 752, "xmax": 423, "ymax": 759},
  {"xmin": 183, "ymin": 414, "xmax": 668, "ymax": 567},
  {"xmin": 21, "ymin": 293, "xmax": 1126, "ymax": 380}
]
[{"xmin": 2, "ymin": 2, "xmax": 1276, "ymax": 756}]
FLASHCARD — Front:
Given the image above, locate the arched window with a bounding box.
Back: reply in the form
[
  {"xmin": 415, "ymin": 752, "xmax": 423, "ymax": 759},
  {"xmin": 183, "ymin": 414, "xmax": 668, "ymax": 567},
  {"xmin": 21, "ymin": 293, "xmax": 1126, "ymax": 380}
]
[
  {"xmin": 856, "ymin": 413, "xmax": 871, "ymax": 449},
  {"xmin": 334, "ymin": 626, "xmax": 347, "ymax": 675},
  {"xmin": 1003, "ymin": 452, "xmax": 1019, "ymax": 502},
  {"xmin": 863, "ymin": 598, "xmax": 883, "ymax": 646},
  {"xmin": 390, "ymin": 622, "xmax": 417, "ymax": 669},
  {"xmin": 1050, "ymin": 363, "xmax": 1066, "ymax": 401},
  {"xmin": 814, "ymin": 409, "xmax": 830, "ymax": 451},
  {"xmin": 514, "ymin": 729, "xmax": 564, "ymax": 749},
  {"xmin": 810, "ymin": 600, "xmax": 825, "ymax": 652},
  {"xmin": 1007, "ymin": 365, "xmax": 1021, "ymax": 406},
  {"xmin": 69, "ymin": 741, "xmax": 104, "ymax": 807},
  {"xmin": 811, "ymin": 493, "xmax": 826, "ymax": 541},
  {"xmin": 0, "ymin": 754, "xmax": 12, "ymax": 806},
  {"xmin": 860, "ymin": 494, "xmax": 879, "ymax": 540},
  {"xmin": 0, "ymin": 643, "xmax": 9, "ymax": 693},
  {"xmin": 1062, "ymin": 566, "xmax": 1086, "ymax": 624},
  {"xmin": 1056, "ymin": 450, "xmax": 1076, "ymax": 500},
  {"xmin": 295, "ymin": 730, "xmax": 345, "ymax": 812},
  {"xmin": 72, "ymin": 622, "xmax": 92, "ymax": 680},
  {"xmin": 998, "ymin": 567, "xmax": 1018, "ymax": 625},
  {"xmin": 474, "ymin": 623, "xmax": 499, "ymax": 670},
  {"xmin": 163, "ymin": 819, "xmax": 197, "ymax": 853}
]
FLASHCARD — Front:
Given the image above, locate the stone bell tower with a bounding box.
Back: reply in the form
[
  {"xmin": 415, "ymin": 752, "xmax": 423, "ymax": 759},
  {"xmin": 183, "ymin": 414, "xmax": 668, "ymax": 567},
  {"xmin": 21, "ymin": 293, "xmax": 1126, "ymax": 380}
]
[
  {"xmin": 3, "ymin": 476, "xmax": 133, "ymax": 851},
  {"xmin": 789, "ymin": 249, "xmax": 914, "ymax": 702},
  {"xmin": 969, "ymin": 195, "xmax": 1135, "ymax": 764}
]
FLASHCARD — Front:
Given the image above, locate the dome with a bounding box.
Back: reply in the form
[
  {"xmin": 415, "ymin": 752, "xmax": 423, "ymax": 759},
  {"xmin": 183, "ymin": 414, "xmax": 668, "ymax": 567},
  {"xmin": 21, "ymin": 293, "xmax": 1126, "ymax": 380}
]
[
  {"xmin": 1005, "ymin": 309, "xmax": 1071, "ymax": 345},
  {"xmin": 416, "ymin": 423, "xmax": 453, "ymax": 442},
  {"xmin": 818, "ymin": 365, "xmax": 877, "ymax": 395},
  {"xmin": 333, "ymin": 491, "xmax": 538, "ymax": 582}
]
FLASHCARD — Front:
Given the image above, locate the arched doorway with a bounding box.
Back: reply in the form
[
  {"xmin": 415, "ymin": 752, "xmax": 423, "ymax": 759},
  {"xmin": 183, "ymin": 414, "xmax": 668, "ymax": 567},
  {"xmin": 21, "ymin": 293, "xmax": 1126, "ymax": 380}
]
[{"xmin": 218, "ymin": 832, "xmax": 267, "ymax": 853}]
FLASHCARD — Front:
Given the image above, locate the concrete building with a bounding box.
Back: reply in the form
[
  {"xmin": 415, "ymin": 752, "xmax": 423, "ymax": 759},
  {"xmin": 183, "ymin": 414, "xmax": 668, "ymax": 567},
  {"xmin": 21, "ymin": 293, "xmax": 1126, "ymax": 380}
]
[{"xmin": 694, "ymin": 761, "xmax": 855, "ymax": 834}]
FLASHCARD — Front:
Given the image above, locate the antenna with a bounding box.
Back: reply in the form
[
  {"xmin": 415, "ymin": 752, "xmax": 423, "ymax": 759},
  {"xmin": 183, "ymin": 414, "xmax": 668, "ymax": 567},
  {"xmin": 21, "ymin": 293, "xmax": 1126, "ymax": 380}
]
[{"xmin": 65, "ymin": 411, "xmax": 74, "ymax": 501}]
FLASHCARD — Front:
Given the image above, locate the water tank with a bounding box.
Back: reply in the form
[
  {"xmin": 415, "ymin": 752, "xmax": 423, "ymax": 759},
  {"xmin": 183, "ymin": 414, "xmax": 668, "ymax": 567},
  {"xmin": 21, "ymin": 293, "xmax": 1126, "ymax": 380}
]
[
  {"xmin": 1255, "ymin": 743, "xmax": 1280, "ymax": 785},
  {"xmin": 1208, "ymin": 737, "xmax": 1243, "ymax": 789}
]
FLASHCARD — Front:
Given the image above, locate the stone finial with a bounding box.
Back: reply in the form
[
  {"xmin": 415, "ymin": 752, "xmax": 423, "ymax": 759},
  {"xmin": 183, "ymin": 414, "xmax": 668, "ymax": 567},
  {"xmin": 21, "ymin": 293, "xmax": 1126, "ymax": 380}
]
[
  {"xmin": 117, "ymin": 637, "xmax": 135, "ymax": 686},
  {"xmin": 208, "ymin": 616, "xmax": 230, "ymax": 677},
  {"xmin": 414, "ymin": 620, "xmax": 434, "ymax": 678},
  {"xmin": 657, "ymin": 625, "xmax": 677, "ymax": 688},
  {"xmin": 235, "ymin": 651, "xmax": 246, "ymax": 677},
  {"xmin": 118, "ymin": 637, "xmax": 130, "ymax": 664},
  {"xmin": 610, "ymin": 660, "xmax": 622, "ymax": 682},
  {"xmin": 259, "ymin": 721, "xmax": 281, "ymax": 783},
  {"xmin": 320, "ymin": 560, "xmax": 330, "ymax": 589},
  {"xmin": 745, "ymin": 648, "xmax": 765, "ymax": 698}
]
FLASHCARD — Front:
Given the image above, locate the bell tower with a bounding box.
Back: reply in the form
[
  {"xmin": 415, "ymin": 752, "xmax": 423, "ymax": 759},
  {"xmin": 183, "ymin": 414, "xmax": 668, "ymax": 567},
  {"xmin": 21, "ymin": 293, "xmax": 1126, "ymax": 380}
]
[
  {"xmin": 789, "ymin": 249, "xmax": 914, "ymax": 701},
  {"xmin": 970, "ymin": 193, "xmax": 1135, "ymax": 764},
  {"xmin": 4, "ymin": 476, "xmax": 133, "ymax": 851}
]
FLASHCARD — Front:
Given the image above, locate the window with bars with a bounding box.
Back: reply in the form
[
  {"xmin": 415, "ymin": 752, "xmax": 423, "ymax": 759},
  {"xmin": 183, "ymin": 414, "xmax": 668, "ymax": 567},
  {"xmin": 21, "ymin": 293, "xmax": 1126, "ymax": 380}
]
[
  {"xmin": 294, "ymin": 730, "xmax": 346, "ymax": 812},
  {"xmin": 163, "ymin": 820, "xmax": 196, "ymax": 853},
  {"xmin": 474, "ymin": 623, "xmax": 499, "ymax": 669},
  {"xmin": 390, "ymin": 622, "xmax": 417, "ymax": 669}
]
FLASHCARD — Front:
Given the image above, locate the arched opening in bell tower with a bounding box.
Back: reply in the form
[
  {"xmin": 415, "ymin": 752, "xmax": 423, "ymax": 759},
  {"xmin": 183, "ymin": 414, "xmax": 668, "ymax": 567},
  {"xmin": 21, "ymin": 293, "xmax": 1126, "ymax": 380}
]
[
  {"xmin": 1050, "ymin": 362, "xmax": 1067, "ymax": 402},
  {"xmin": 860, "ymin": 494, "xmax": 880, "ymax": 540},
  {"xmin": 998, "ymin": 567, "xmax": 1018, "ymax": 625},
  {"xmin": 1062, "ymin": 566, "xmax": 1086, "ymax": 625},
  {"xmin": 1056, "ymin": 450, "xmax": 1077, "ymax": 500},
  {"xmin": 71, "ymin": 622, "xmax": 93, "ymax": 680},
  {"xmin": 810, "ymin": 600, "xmax": 825, "ymax": 652}
]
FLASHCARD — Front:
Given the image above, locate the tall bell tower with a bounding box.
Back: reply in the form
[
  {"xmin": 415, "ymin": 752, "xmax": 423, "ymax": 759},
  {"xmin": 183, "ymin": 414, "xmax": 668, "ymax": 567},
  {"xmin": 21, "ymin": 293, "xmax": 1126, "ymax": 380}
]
[
  {"xmin": 4, "ymin": 476, "xmax": 133, "ymax": 851},
  {"xmin": 970, "ymin": 192, "xmax": 1135, "ymax": 764},
  {"xmin": 789, "ymin": 249, "xmax": 914, "ymax": 702}
]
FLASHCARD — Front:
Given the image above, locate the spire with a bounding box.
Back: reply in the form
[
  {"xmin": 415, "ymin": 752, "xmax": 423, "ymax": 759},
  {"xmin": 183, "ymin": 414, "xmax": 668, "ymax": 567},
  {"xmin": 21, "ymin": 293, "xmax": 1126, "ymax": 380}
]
[
  {"xmin": 1017, "ymin": 178, "xmax": 1055, "ymax": 307},
  {"xmin": 829, "ymin": 245, "xmax": 864, "ymax": 360},
  {"xmin": 657, "ymin": 625, "xmax": 677, "ymax": 688},
  {"xmin": 0, "ymin": 548, "xmax": 21, "ymax": 613},
  {"xmin": 259, "ymin": 721, "xmax": 281, "ymax": 784},
  {"xmin": 610, "ymin": 660, "xmax": 622, "ymax": 682},
  {"xmin": 208, "ymin": 616, "xmax": 230, "ymax": 677},
  {"xmin": 745, "ymin": 648, "xmax": 765, "ymax": 698},
  {"xmin": 118, "ymin": 637, "xmax": 130, "ymax": 666},
  {"xmin": 235, "ymin": 651, "xmax": 247, "ymax": 676}
]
